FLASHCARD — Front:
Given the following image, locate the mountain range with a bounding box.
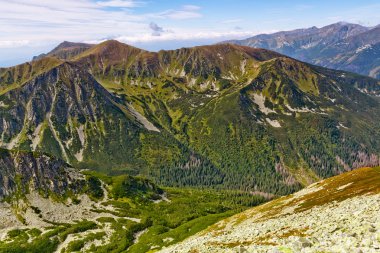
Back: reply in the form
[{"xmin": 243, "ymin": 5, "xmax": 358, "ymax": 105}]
[
  {"xmin": 1, "ymin": 39, "xmax": 380, "ymax": 197},
  {"xmin": 1, "ymin": 26, "xmax": 380, "ymax": 252},
  {"xmin": 224, "ymin": 22, "xmax": 380, "ymax": 79}
]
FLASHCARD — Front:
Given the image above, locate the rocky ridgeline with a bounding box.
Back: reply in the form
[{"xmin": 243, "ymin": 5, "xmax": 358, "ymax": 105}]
[
  {"xmin": 160, "ymin": 167, "xmax": 380, "ymax": 253},
  {"xmin": 224, "ymin": 22, "xmax": 380, "ymax": 79}
]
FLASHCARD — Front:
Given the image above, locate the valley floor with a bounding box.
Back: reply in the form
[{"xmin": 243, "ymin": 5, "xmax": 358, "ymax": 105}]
[{"xmin": 0, "ymin": 182, "xmax": 264, "ymax": 253}]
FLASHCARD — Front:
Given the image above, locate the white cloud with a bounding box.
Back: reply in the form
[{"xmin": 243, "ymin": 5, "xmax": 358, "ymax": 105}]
[
  {"xmin": 182, "ymin": 5, "xmax": 201, "ymax": 11},
  {"xmin": 97, "ymin": 0, "xmax": 144, "ymax": 8},
  {"xmin": 295, "ymin": 4, "xmax": 314, "ymax": 11},
  {"xmin": 0, "ymin": 0, "xmax": 146, "ymax": 45},
  {"xmin": 149, "ymin": 22, "xmax": 166, "ymax": 36},
  {"xmin": 0, "ymin": 0, "xmax": 259, "ymax": 65},
  {"xmin": 106, "ymin": 30, "xmax": 257, "ymax": 43},
  {"xmin": 155, "ymin": 5, "xmax": 202, "ymax": 20},
  {"xmin": 0, "ymin": 1, "xmax": 205, "ymax": 49},
  {"xmin": 221, "ymin": 19, "xmax": 243, "ymax": 24},
  {"xmin": 0, "ymin": 40, "xmax": 30, "ymax": 48}
]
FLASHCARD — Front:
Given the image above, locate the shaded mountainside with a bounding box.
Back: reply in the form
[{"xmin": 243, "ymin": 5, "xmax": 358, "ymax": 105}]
[
  {"xmin": 1, "ymin": 40, "xmax": 380, "ymax": 196},
  {"xmin": 0, "ymin": 147, "xmax": 165, "ymax": 206},
  {"xmin": 0, "ymin": 148, "xmax": 83, "ymax": 200},
  {"xmin": 0, "ymin": 62, "xmax": 208, "ymax": 176},
  {"xmin": 161, "ymin": 167, "xmax": 380, "ymax": 252},
  {"xmin": 224, "ymin": 22, "xmax": 380, "ymax": 79}
]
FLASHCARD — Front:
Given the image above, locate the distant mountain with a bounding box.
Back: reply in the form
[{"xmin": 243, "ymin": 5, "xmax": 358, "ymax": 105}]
[
  {"xmin": 223, "ymin": 22, "xmax": 380, "ymax": 79},
  {"xmin": 1, "ymin": 40, "xmax": 380, "ymax": 196},
  {"xmin": 161, "ymin": 166, "xmax": 380, "ymax": 252},
  {"xmin": 32, "ymin": 41, "xmax": 94, "ymax": 61}
]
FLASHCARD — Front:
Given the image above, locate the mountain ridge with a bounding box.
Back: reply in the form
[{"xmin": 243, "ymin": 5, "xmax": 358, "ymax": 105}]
[
  {"xmin": 1, "ymin": 40, "xmax": 380, "ymax": 196},
  {"xmin": 223, "ymin": 22, "xmax": 380, "ymax": 79}
]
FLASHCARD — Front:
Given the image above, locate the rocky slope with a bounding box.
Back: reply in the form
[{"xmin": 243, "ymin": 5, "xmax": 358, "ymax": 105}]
[
  {"xmin": 224, "ymin": 22, "xmax": 380, "ymax": 79},
  {"xmin": 0, "ymin": 148, "xmax": 173, "ymax": 253},
  {"xmin": 0, "ymin": 57, "xmax": 63, "ymax": 94},
  {"xmin": 160, "ymin": 167, "xmax": 380, "ymax": 253},
  {"xmin": 0, "ymin": 60, "xmax": 199, "ymax": 173},
  {"xmin": 1, "ymin": 40, "xmax": 380, "ymax": 195},
  {"xmin": 0, "ymin": 148, "xmax": 83, "ymax": 200}
]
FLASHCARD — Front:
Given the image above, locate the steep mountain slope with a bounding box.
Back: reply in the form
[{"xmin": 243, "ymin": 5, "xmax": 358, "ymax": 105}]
[
  {"xmin": 0, "ymin": 61, "xmax": 207, "ymax": 176},
  {"xmin": 0, "ymin": 148, "xmax": 84, "ymax": 200},
  {"xmin": 72, "ymin": 41, "xmax": 380, "ymax": 193},
  {"xmin": 32, "ymin": 41, "xmax": 94, "ymax": 61},
  {"xmin": 1, "ymin": 40, "xmax": 380, "ymax": 196},
  {"xmin": 224, "ymin": 22, "xmax": 380, "ymax": 78},
  {"xmin": 0, "ymin": 57, "xmax": 62, "ymax": 94},
  {"xmin": 161, "ymin": 166, "xmax": 380, "ymax": 253}
]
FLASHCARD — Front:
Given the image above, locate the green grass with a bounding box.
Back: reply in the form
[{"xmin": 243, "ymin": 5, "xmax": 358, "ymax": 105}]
[
  {"xmin": 0, "ymin": 183, "xmax": 267, "ymax": 253},
  {"xmin": 65, "ymin": 232, "xmax": 106, "ymax": 252},
  {"xmin": 0, "ymin": 222, "xmax": 95, "ymax": 253},
  {"xmin": 127, "ymin": 211, "xmax": 235, "ymax": 253}
]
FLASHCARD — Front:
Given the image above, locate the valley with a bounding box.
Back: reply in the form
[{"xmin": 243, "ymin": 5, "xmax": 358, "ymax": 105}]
[{"xmin": 0, "ymin": 149, "xmax": 265, "ymax": 253}]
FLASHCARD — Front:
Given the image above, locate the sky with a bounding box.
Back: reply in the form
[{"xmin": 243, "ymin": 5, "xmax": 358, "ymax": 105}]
[{"xmin": 0, "ymin": 0, "xmax": 379, "ymax": 67}]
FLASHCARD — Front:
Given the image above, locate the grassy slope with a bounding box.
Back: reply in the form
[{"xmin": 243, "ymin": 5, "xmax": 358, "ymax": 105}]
[
  {"xmin": 0, "ymin": 57, "xmax": 62, "ymax": 95},
  {"xmin": 154, "ymin": 167, "xmax": 380, "ymax": 251},
  {"xmin": 207, "ymin": 166, "xmax": 380, "ymax": 234},
  {"xmin": 70, "ymin": 41, "xmax": 380, "ymax": 195}
]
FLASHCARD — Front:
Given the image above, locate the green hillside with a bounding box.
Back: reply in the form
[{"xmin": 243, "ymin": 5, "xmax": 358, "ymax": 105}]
[{"xmin": 1, "ymin": 40, "xmax": 380, "ymax": 196}]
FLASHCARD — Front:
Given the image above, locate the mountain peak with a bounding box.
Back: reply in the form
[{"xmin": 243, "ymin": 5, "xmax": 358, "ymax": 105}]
[
  {"xmin": 164, "ymin": 43, "xmax": 283, "ymax": 63},
  {"xmin": 32, "ymin": 41, "xmax": 94, "ymax": 61},
  {"xmin": 55, "ymin": 41, "xmax": 91, "ymax": 49},
  {"xmin": 95, "ymin": 40, "xmax": 142, "ymax": 51},
  {"xmin": 75, "ymin": 39, "xmax": 144, "ymax": 60},
  {"xmin": 335, "ymin": 21, "xmax": 351, "ymax": 25},
  {"xmin": 222, "ymin": 22, "xmax": 378, "ymax": 78}
]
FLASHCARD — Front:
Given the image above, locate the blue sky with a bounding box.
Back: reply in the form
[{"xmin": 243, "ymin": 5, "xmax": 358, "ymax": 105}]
[{"xmin": 0, "ymin": 0, "xmax": 379, "ymax": 67}]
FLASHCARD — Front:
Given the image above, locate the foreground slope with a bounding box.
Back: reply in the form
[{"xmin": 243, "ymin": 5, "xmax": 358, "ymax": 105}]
[
  {"xmin": 161, "ymin": 167, "xmax": 380, "ymax": 253},
  {"xmin": 225, "ymin": 22, "xmax": 380, "ymax": 78}
]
